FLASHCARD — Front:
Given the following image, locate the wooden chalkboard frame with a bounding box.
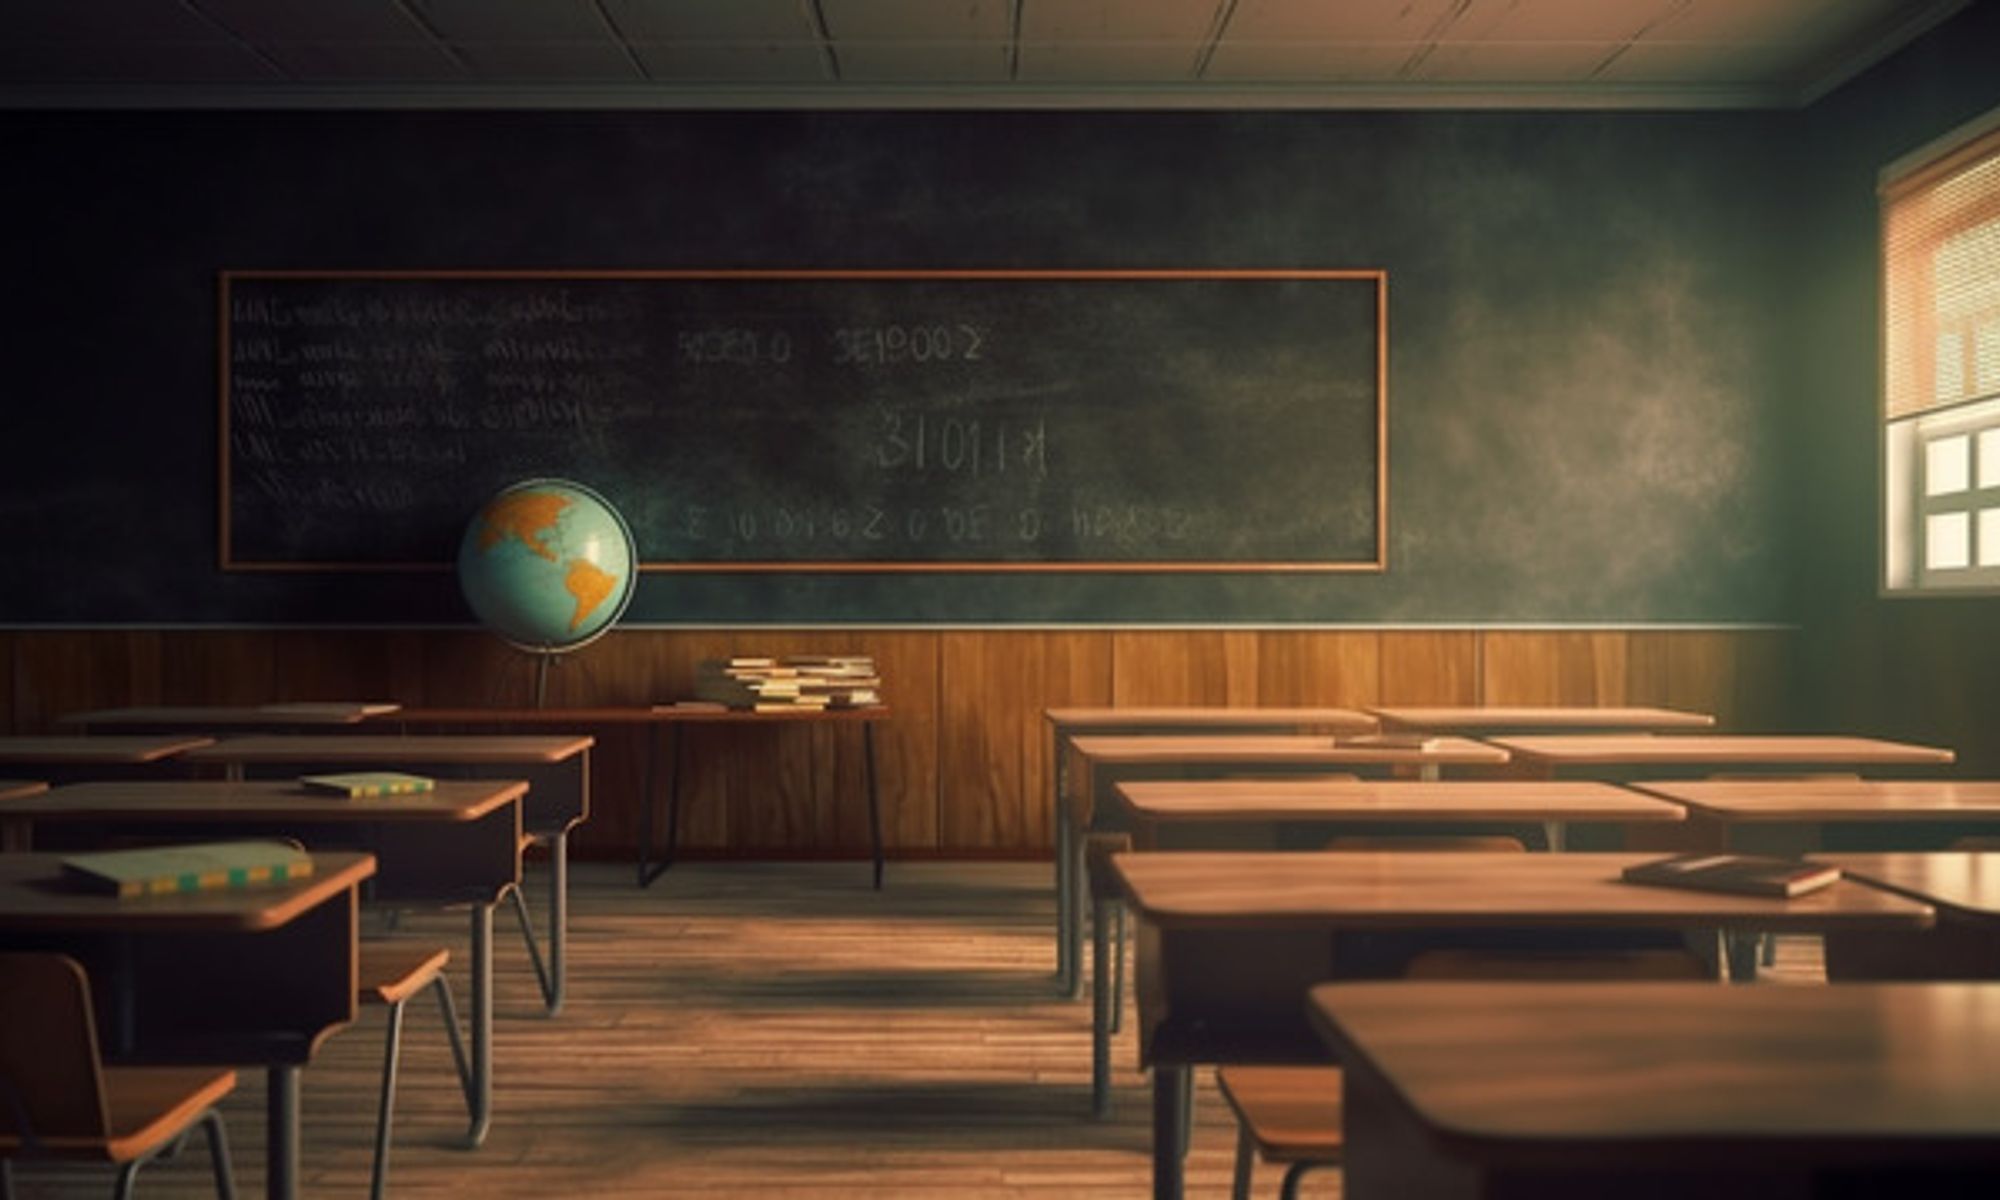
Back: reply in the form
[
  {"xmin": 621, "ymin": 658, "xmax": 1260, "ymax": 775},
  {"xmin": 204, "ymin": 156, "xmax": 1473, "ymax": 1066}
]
[{"xmin": 218, "ymin": 269, "xmax": 1387, "ymax": 574}]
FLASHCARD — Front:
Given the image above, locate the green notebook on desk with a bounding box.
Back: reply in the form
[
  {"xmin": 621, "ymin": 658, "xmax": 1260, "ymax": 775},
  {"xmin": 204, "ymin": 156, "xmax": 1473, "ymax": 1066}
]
[
  {"xmin": 300, "ymin": 771, "xmax": 436, "ymax": 798},
  {"xmin": 62, "ymin": 840, "xmax": 314, "ymax": 899}
]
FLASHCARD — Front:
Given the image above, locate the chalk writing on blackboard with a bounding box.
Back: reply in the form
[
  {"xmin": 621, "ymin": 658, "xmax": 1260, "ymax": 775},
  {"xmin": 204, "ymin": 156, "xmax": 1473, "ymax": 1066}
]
[{"xmin": 219, "ymin": 270, "xmax": 1386, "ymax": 573}]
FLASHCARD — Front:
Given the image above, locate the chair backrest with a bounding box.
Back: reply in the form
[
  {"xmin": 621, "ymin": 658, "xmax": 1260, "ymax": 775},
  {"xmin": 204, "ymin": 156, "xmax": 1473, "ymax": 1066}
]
[{"xmin": 0, "ymin": 953, "xmax": 111, "ymax": 1149}]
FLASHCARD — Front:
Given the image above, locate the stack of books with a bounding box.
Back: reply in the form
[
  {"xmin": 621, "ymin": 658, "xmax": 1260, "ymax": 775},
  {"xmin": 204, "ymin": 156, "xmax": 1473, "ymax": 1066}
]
[{"xmin": 693, "ymin": 655, "xmax": 882, "ymax": 711}]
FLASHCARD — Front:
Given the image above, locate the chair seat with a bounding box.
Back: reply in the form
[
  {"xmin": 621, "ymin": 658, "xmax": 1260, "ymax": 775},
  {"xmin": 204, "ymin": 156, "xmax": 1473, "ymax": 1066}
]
[
  {"xmin": 0, "ymin": 1066, "xmax": 235, "ymax": 1165},
  {"xmin": 1216, "ymin": 1066, "xmax": 1345, "ymax": 1162},
  {"xmin": 359, "ymin": 944, "xmax": 451, "ymax": 1007}
]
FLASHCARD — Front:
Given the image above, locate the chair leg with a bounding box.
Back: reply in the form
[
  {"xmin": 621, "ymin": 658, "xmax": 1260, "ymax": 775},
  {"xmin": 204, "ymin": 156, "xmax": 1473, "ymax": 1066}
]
[
  {"xmin": 1177, "ymin": 1068, "xmax": 1194, "ymax": 1160},
  {"xmin": 429, "ymin": 975, "xmax": 474, "ymax": 1112},
  {"xmin": 372, "ymin": 999, "xmax": 408, "ymax": 1200},
  {"xmin": 1231, "ymin": 1125, "xmax": 1255, "ymax": 1200},
  {"xmin": 199, "ymin": 1109, "xmax": 238, "ymax": 1200},
  {"xmin": 113, "ymin": 1160, "xmax": 140, "ymax": 1200},
  {"xmin": 1091, "ymin": 896, "xmax": 1113, "ymax": 1118},
  {"xmin": 1108, "ymin": 902, "xmax": 1126, "ymax": 1035},
  {"xmin": 1279, "ymin": 1161, "xmax": 1317, "ymax": 1200}
]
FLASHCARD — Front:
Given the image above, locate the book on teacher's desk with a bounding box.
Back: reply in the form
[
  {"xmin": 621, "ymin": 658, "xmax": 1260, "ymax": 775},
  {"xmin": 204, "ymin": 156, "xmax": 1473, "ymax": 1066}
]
[
  {"xmin": 299, "ymin": 771, "xmax": 436, "ymax": 798},
  {"xmin": 62, "ymin": 840, "xmax": 315, "ymax": 899},
  {"xmin": 1620, "ymin": 854, "xmax": 1840, "ymax": 898}
]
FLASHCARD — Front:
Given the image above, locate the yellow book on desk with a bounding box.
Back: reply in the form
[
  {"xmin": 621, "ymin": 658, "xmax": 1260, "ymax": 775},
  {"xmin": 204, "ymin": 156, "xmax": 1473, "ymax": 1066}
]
[
  {"xmin": 62, "ymin": 841, "xmax": 315, "ymax": 899},
  {"xmin": 299, "ymin": 771, "xmax": 436, "ymax": 798}
]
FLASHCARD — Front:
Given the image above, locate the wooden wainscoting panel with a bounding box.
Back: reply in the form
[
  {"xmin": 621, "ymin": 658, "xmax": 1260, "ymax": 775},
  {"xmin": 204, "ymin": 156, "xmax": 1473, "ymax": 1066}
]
[
  {"xmin": 1376, "ymin": 631, "xmax": 1479, "ymax": 704},
  {"xmin": 413, "ymin": 630, "xmax": 536, "ymax": 708},
  {"xmin": 1479, "ymin": 631, "xmax": 1630, "ymax": 705},
  {"xmin": 1627, "ymin": 629, "xmax": 1790, "ymax": 730},
  {"xmin": 1254, "ymin": 630, "xmax": 1382, "ymax": 706},
  {"xmin": 270, "ymin": 628, "xmax": 426, "ymax": 704},
  {"xmin": 797, "ymin": 631, "xmax": 938, "ymax": 851},
  {"xmin": 157, "ymin": 631, "xmax": 278, "ymax": 704},
  {"xmin": 10, "ymin": 630, "xmax": 164, "ymax": 731},
  {"xmin": 1109, "ymin": 630, "xmax": 1261, "ymax": 705},
  {"xmin": 939, "ymin": 631, "xmax": 1108, "ymax": 851}
]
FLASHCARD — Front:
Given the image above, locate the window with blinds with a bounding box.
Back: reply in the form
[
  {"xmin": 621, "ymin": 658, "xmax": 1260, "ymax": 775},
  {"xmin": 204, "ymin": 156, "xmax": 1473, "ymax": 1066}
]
[{"xmin": 1882, "ymin": 109, "xmax": 2000, "ymax": 593}]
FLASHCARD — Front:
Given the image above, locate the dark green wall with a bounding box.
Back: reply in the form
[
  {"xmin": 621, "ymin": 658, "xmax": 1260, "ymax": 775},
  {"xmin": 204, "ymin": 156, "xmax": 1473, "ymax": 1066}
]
[
  {"xmin": 1788, "ymin": 0, "xmax": 2000, "ymax": 757},
  {"xmin": 1, "ymin": 105, "xmax": 1789, "ymax": 625}
]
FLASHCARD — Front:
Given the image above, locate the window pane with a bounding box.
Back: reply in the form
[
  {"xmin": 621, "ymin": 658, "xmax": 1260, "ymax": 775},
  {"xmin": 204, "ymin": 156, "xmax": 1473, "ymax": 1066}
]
[
  {"xmin": 1980, "ymin": 318, "xmax": 2000, "ymax": 396},
  {"xmin": 1983, "ymin": 509, "xmax": 2000, "ymax": 566},
  {"xmin": 1928, "ymin": 433, "xmax": 1971, "ymax": 495},
  {"xmin": 1929, "ymin": 511, "xmax": 1972, "ymax": 569},
  {"xmin": 1983, "ymin": 428, "xmax": 2000, "ymax": 489}
]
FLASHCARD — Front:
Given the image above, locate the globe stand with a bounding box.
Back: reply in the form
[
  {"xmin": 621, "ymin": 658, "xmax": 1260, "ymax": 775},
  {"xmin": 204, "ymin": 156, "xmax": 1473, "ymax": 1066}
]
[{"xmin": 489, "ymin": 644, "xmax": 595, "ymax": 710}]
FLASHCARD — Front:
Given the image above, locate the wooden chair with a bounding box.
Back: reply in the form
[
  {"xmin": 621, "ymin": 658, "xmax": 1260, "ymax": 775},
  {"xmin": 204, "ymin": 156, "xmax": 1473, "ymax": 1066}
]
[
  {"xmin": 357, "ymin": 944, "xmax": 470, "ymax": 1200},
  {"xmin": 1216, "ymin": 945, "xmax": 1708, "ymax": 1199},
  {"xmin": 0, "ymin": 953, "xmax": 238, "ymax": 1200}
]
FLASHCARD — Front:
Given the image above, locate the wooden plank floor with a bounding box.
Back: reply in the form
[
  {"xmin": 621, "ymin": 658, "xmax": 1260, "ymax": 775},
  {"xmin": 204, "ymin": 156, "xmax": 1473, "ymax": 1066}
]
[{"xmin": 11, "ymin": 861, "xmax": 1823, "ymax": 1198}]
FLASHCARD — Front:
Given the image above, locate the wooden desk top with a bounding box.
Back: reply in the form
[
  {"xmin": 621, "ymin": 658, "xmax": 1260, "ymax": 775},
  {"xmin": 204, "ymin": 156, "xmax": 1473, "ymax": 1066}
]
[
  {"xmin": 1044, "ymin": 706, "xmax": 1376, "ymax": 733},
  {"xmin": 1366, "ymin": 705, "xmax": 1714, "ymax": 732},
  {"xmin": 0, "ymin": 850, "xmax": 375, "ymax": 932},
  {"xmin": 1487, "ymin": 733, "xmax": 1956, "ymax": 767},
  {"xmin": 1815, "ymin": 853, "xmax": 2000, "ymax": 921},
  {"xmin": 9, "ymin": 778, "xmax": 528, "ymax": 824},
  {"xmin": 374, "ymin": 705, "xmax": 887, "ymax": 725},
  {"xmin": 1309, "ymin": 980, "xmax": 2000, "ymax": 1165},
  {"xmin": 62, "ymin": 702, "xmax": 399, "ymax": 728},
  {"xmin": 1112, "ymin": 851, "xmax": 1932, "ymax": 932},
  {"xmin": 0, "ymin": 735, "xmax": 215, "ymax": 764},
  {"xmin": 1635, "ymin": 778, "xmax": 2000, "ymax": 821},
  {"xmin": 0, "ymin": 780, "xmax": 49, "ymax": 803},
  {"xmin": 183, "ymin": 733, "xmax": 593, "ymax": 764},
  {"xmin": 1111, "ymin": 779, "xmax": 1686, "ymax": 824},
  {"xmin": 1067, "ymin": 733, "xmax": 1511, "ymax": 768}
]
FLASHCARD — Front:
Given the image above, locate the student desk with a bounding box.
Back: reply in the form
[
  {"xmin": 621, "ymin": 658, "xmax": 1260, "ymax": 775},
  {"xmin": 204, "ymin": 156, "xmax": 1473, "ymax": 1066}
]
[
  {"xmin": 1487, "ymin": 733, "xmax": 1957, "ymax": 776},
  {"xmin": 365, "ymin": 705, "xmax": 892, "ymax": 892},
  {"xmin": 1631, "ymin": 778, "xmax": 2000, "ymax": 854},
  {"xmin": 0, "ymin": 734, "xmax": 214, "ymax": 781},
  {"xmin": 182, "ymin": 733, "xmax": 589, "ymax": 1014},
  {"xmin": 1814, "ymin": 852, "xmax": 2000, "ymax": 981},
  {"xmin": 1365, "ymin": 704, "xmax": 1716, "ymax": 732},
  {"xmin": 1309, "ymin": 979, "xmax": 2000, "ymax": 1199},
  {"xmin": 0, "ymin": 779, "xmax": 48, "ymax": 803},
  {"xmin": 1111, "ymin": 850, "xmax": 1934, "ymax": 1200},
  {"xmin": 1061, "ymin": 733, "xmax": 1509, "ymax": 1007},
  {"xmin": 0, "ymin": 849, "xmax": 374, "ymax": 1200},
  {"xmin": 60, "ymin": 701, "xmax": 401, "ymax": 732},
  {"xmin": 1043, "ymin": 707, "xmax": 1378, "ymax": 997},
  {"xmin": 0, "ymin": 778, "xmax": 525, "ymax": 1149}
]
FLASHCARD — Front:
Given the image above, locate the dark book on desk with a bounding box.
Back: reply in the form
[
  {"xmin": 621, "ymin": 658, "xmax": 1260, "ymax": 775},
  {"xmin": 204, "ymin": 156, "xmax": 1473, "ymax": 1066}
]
[
  {"xmin": 299, "ymin": 771, "xmax": 436, "ymax": 798},
  {"xmin": 62, "ymin": 841, "xmax": 315, "ymax": 899},
  {"xmin": 1621, "ymin": 854, "xmax": 1840, "ymax": 898}
]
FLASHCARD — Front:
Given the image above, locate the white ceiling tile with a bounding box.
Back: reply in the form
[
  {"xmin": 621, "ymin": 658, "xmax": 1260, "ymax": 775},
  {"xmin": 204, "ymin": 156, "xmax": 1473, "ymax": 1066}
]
[
  {"xmin": 1016, "ymin": 40, "xmax": 1204, "ymax": 81},
  {"xmin": 261, "ymin": 41, "xmax": 467, "ymax": 81},
  {"xmin": 1479, "ymin": 0, "xmax": 1678, "ymax": 43},
  {"xmin": 820, "ymin": 0, "xmax": 1010, "ymax": 40},
  {"xmin": 836, "ymin": 40, "xmax": 1011, "ymax": 81},
  {"xmin": 1203, "ymin": 39, "xmax": 1408, "ymax": 82},
  {"xmin": 602, "ymin": 0, "xmax": 819, "ymax": 40},
  {"xmin": 1590, "ymin": 37, "xmax": 1801, "ymax": 85},
  {"xmin": 628, "ymin": 39, "xmax": 830, "ymax": 82},
  {"xmin": 1408, "ymin": 40, "xmax": 1613, "ymax": 84},
  {"xmin": 1019, "ymin": 0, "xmax": 1223, "ymax": 42},
  {"xmin": 1222, "ymin": 0, "xmax": 1463, "ymax": 41}
]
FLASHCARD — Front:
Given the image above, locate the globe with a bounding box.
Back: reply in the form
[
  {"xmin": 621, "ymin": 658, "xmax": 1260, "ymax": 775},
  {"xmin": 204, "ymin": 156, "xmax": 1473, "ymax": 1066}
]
[{"xmin": 457, "ymin": 478, "xmax": 637, "ymax": 653}]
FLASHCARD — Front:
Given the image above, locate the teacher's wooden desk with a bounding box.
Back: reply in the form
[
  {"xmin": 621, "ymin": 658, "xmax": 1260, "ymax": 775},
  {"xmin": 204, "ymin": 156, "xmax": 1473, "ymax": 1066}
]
[
  {"xmin": 1042, "ymin": 707, "xmax": 1377, "ymax": 997},
  {"xmin": 1310, "ymin": 979, "xmax": 2000, "ymax": 1199},
  {"xmin": 0, "ymin": 850, "xmax": 374, "ymax": 1200},
  {"xmin": 1364, "ymin": 704, "xmax": 1715, "ymax": 733},
  {"xmin": 1631, "ymin": 778, "xmax": 2000, "ymax": 854},
  {"xmin": 366, "ymin": 705, "xmax": 892, "ymax": 892},
  {"xmin": 1112, "ymin": 850, "xmax": 1934, "ymax": 1200},
  {"xmin": 0, "ymin": 778, "xmax": 525, "ymax": 1148},
  {"xmin": 1062, "ymin": 733, "xmax": 1509, "ymax": 1011},
  {"xmin": 179, "ymin": 734, "xmax": 587, "ymax": 1015}
]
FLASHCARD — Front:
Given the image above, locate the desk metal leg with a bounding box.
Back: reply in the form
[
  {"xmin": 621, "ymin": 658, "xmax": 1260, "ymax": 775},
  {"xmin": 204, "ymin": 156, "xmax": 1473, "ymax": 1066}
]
[
  {"xmin": 865, "ymin": 722, "xmax": 883, "ymax": 890},
  {"xmin": 266, "ymin": 1066, "xmax": 300, "ymax": 1200},
  {"xmin": 1066, "ymin": 828, "xmax": 1088, "ymax": 1002},
  {"xmin": 1054, "ymin": 739, "xmax": 1074, "ymax": 995},
  {"xmin": 466, "ymin": 903, "xmax": 493, "ymax": 1147},
  {"xmin": 1545, "ymin": 821, "xmax": 1566, "ymax": 852},
  {"xmin": 1152, "ymin": 1065, "xmax": 1187, "ymax": 1200},
  {"xmin": 637, "ymin": 726, "xmax": 678, "ymax": 888}
]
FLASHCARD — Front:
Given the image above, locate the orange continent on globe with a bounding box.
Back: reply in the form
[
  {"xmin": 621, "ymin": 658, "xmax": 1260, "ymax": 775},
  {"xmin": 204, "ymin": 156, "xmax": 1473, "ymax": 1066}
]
[
  {"xmin": 476, "ymin": 492, "xmax": 569, "ymax": 563},
  {"xmin": 565, "ymin": 560, "xmax": 618, "ymax": 632}
]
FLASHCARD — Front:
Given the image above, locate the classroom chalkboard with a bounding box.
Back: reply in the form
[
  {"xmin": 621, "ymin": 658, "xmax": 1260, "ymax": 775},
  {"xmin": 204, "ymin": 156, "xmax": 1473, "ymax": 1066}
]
[{"xmin": 219, "ymin": 270, "xmax": 1385, "ymax": 573}]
